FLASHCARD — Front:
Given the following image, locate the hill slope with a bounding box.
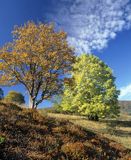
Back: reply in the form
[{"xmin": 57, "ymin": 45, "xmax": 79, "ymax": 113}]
[
  {"xmin": 0, "ymin": 102, "xmax": 130, "ymax": 160},
  {"xmin": 119, "ymin": 101, "xmax": 131, "ymax": 114}
]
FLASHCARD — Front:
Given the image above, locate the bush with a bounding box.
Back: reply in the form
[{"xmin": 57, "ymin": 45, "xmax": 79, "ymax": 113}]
[
  {"xmin": 61, "ymin": 142, "xmax": 88, "ymax": 159},
  {"xmin": 0, "ymin": 136, "xmax": 5, "ymax": 144},
  {"xmin": 4, "ymin": 91, "xmax": 25, "ymax": 104}
]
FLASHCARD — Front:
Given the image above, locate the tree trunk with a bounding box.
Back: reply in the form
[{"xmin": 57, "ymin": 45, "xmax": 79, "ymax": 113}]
[
  {"xmin": 88, "ymin": 114, "xmax": 99, "ymax": 121},
  {"xmin": 29, "ymin": 95, "xmax": 36, "ymax": 109}
]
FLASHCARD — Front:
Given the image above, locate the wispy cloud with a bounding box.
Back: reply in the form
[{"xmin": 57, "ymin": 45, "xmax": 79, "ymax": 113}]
[
  {"xmin": 44, "ymin": 0, "xmax": 131, "ymax": 54},
  {"xmin": 119, "ymin": 84, "xmax": 131, "ymax": 99}
]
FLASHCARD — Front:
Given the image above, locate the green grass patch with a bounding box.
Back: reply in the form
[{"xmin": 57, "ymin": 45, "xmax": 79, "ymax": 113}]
[{"xmin": 0, "ymin": 136, "xmax": 5, "ymax": 144}]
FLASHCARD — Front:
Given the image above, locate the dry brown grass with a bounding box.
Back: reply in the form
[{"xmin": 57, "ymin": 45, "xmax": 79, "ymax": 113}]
[
  {"xmin": 0, "ymin": 102, "xmax": 130, "ymax": 160},
  {"xmin": 44, "ymin": 112, "xmax": 131, "ymax": 149}
]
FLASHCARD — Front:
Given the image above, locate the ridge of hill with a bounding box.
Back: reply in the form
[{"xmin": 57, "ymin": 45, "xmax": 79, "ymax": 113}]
[
  {"xmin": 0, "ymin": 102, "xmax": 130, "ymax": 160},
  {"xmin": 119, "ymin": 101, "xmax": 131, "ymax": 114}
]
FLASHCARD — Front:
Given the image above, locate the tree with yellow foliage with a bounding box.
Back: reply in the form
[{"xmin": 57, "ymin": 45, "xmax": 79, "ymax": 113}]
[
  {"xmin": 0, "ymin": 21, "xmax": 74, "ymax": 109},
  {"xmin": 61, "ymin": 54, "xmax": 120, "ymax": 120}
]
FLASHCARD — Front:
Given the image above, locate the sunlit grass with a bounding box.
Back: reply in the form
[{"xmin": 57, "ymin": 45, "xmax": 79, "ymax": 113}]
[
  {"xmin": 41, "ymin": 112, "xmax": 131, "ymax": 149},
  {"xmin": 1, "ymin": 103, "xmax": 130, "ymax": 159}
]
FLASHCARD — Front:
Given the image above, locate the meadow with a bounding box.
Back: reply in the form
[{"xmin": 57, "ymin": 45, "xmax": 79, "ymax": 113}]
[
  {"xmin": 40, "ymin": 111, "xmax": 131, "ymax": 149},
  {"xmin": 0, "ymin": 102, "xmax": 130, "ymax": 160}
]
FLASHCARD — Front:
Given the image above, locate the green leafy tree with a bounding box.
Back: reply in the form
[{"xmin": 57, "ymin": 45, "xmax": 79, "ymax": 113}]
[
  {"xmin": 0, "ymin": 88, "xmax": 4, "ymax": 100},
  {"xmin": 4, "ymin": 91, "xmax": 25, "ymax": 104},
  {"xmin": 61, "ymin": 54, "xmax": 120, "ymax": 120}
]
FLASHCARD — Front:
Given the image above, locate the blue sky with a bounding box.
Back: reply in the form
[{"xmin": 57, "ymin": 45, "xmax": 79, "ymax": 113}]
[{"xmin": 0, "ymin": 0, "xmax": 131, "ymax": 107}]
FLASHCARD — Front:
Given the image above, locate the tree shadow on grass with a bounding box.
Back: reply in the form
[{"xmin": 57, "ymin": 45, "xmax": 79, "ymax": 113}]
[
  {"xmin": 104, "ymin": 120, "xmax": 131, "ymax": 137},
  {"xmin": 103, "ymin": 119, "xmax": 131, "ymax": 128},
  {"xmin": 112, "ymin": 129, "xmax": 131, "ymax": 137}
]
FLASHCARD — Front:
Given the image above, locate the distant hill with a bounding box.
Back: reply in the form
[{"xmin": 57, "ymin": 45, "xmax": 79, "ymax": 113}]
[{"xmin": 119, "ymin": 101, "xmax": 131, "ymax": 114}]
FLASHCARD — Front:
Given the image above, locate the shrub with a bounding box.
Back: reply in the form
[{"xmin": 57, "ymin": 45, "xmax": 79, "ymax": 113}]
[
  {"xmin": 61, "ymin": 142, "xmax": 88, "ymax": 159},
  {"xmin": 0, "ymin": 136, "xmax": 5, "ymax": 144},
  {"xmin": 4, "ymin": 91, "xmax": 25, "ymax": 104}
]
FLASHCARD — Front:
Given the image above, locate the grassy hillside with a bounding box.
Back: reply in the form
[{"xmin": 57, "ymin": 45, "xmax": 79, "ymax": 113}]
[
  {"xmin": 0, "ymin": 102, "xmax": 131, "ymax": 160},
  {"xmin": 42, "ymin": 112, "xmax": 131, "ymax": 150}
]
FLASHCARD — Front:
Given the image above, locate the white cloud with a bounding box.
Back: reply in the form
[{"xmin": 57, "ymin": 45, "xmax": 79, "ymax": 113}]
[
  {"xmin": 119, "ymin": 84, "xmax": 131, "ymax": 99},
  {"xmin": 44, "ymin": 0, "xmax": 131, "ymax": 54}
]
